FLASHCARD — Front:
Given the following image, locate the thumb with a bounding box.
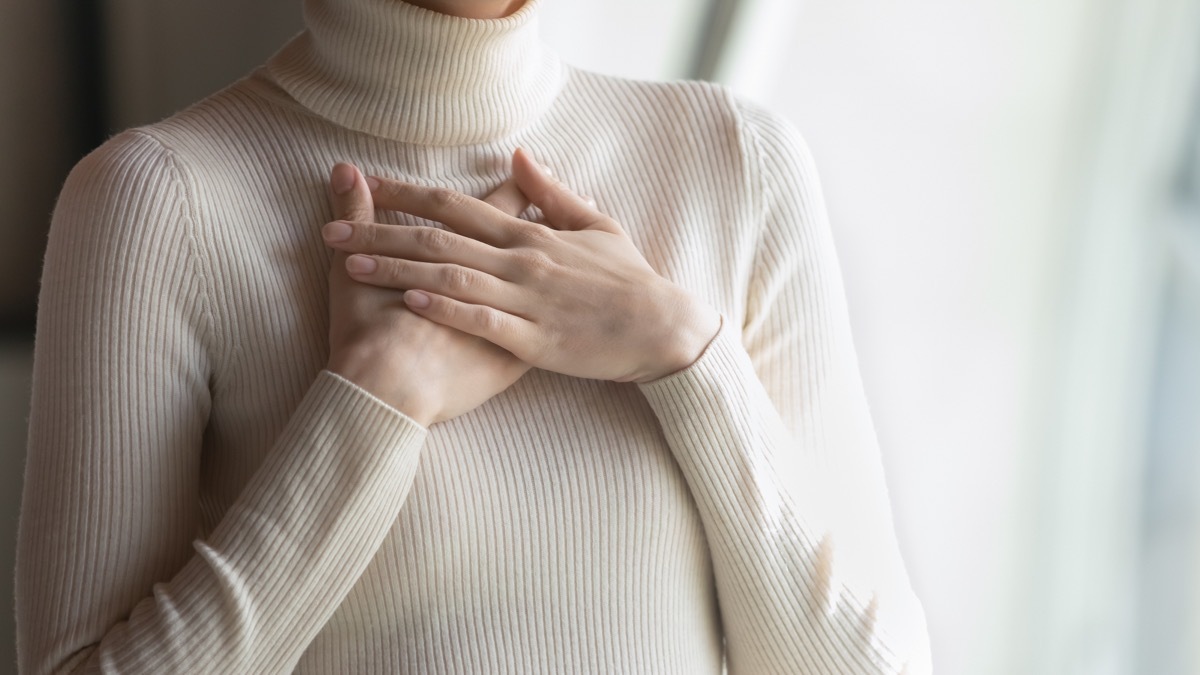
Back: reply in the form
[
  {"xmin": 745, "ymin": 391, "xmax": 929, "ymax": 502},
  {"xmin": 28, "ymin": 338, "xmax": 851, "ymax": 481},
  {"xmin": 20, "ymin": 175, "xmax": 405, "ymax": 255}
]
[
  {"xmin": 327, "ymin": 163, "xmax": 373, "ymax": 285},
  {"xmin": 511, "ymin": 148, "xmax": 612, "ymax": 232},
  {"xmin": 329, "ymin": 162, "xmax": 374, "ymax": 223}
]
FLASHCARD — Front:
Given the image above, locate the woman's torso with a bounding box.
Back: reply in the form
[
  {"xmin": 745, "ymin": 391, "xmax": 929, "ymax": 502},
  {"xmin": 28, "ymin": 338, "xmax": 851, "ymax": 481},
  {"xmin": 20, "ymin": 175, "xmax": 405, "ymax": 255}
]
[{"xmin": 149, "ymin": 66, "xmax": 755, "ymax": 672}]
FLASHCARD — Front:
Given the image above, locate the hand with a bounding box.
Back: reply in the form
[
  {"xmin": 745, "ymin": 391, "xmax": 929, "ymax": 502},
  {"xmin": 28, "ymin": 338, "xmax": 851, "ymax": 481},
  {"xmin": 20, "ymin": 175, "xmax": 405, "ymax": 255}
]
[
  {"xmin": 323, "ymin": 163, "xmax": 533, "ymax": 425},
  {"xmin": 323, "ymin": 149, "xmax": 721, "ymax": 383}
]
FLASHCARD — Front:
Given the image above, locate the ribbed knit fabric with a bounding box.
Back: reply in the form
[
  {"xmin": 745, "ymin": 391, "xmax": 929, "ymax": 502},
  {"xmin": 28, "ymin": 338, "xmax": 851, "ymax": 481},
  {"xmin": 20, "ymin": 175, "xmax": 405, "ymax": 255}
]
[{"xmin": 15, "ymin": 0, "xmax": 933, "ymax": 673}]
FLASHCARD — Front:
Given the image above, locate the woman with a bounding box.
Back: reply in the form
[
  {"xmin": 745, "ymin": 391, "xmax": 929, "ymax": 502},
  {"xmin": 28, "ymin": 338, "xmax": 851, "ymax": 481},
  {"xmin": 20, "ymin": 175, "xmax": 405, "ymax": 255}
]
[{"xmin": 16, "ymin": 0, "xmax": 933, "ymax": 672}]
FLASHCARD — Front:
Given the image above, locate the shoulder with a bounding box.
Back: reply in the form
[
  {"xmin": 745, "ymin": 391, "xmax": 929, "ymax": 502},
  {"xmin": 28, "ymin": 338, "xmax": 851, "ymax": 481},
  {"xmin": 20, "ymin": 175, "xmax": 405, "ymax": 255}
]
[
  {"xmin": 54, "ymin": 128, "xmax": 186, "ymax": 245},
  {"xmin": 100, "ymin": 68, "xmax": 300, "ymax": 177},
  {"xmin": 726, "ymin": 94, "xmax": 820, "ymax": 191},
  {"xmin": 58, "ymin": 69, "xmax": 306, "ymax": 241},
  {"xmin": 564, "ymin": 67, "xmax": 738, "ymax": 118},
  {"xmin": 65, "ymin": 127, "xmax": 173, "ymax": 193},
  {"xmin": 43, "ymin": 127, "xmax": 208, "ymax": 336},
  {"xmin": 559, "ymin": 67, "xmax": 745, "ymax": 140},
  {"xmin": 51, "ymin": 89, "xmax": 249, "ymax": 277},
  {"xmin": 62, "ymin": 69, "xmax": 276, "ymax": 203},
  {"xmin": 560, "ymin": 67, "xmax": 815, "ymax": 182}
]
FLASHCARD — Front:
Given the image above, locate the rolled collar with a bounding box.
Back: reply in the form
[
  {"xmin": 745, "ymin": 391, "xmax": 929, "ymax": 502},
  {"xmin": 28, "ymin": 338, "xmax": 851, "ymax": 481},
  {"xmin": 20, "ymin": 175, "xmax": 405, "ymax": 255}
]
[{"xmin": 266, "ymin": 0, "xmax": 564, "ymax": 146}]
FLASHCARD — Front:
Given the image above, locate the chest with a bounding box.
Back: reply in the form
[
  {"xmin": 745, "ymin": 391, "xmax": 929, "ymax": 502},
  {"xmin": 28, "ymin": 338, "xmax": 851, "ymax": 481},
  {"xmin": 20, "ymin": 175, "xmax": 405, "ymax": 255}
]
[{"xmin": 190, "ymin": 153, "xmax": 740, "ymax": 517}]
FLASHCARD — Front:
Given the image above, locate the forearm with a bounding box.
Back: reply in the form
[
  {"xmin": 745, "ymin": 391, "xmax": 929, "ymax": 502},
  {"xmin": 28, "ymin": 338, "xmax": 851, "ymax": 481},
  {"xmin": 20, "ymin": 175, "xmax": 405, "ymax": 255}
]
[
  {"xmin": 638, "ymin": 320, "xmax": 931, "ymax": 674},
  {"xmin": 18, "ymin": 371, "xmax": 427, "ymax": 674}
]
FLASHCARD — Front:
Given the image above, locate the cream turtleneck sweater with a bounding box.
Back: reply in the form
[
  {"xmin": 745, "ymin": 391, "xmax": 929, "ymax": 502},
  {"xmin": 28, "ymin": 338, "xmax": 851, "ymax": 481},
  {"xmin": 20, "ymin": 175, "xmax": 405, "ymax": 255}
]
[{"xmin": 16, "ymin": 0, "xmax": 932, "ymax": 672}]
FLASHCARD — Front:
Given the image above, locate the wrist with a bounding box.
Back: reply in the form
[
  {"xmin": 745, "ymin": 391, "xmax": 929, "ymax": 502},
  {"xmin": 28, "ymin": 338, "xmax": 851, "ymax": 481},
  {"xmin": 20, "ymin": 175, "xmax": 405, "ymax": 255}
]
[
  {"xmin": 327, "ymin": 348, "xmax": 436, "ymax": 427},
  {"xmin": 634, "ymin": 285, "xmax": 721, "ymax": 383}
]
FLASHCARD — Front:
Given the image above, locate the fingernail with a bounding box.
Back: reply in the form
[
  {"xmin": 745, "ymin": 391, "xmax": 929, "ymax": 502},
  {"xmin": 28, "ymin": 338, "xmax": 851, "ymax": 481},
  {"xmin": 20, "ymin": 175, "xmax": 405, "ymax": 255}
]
[
  {"xmin": 405, "ymin": 290, "xmax": 431, "ymax": 308},
  {"xmin": 346, "ymin": 255, "xmax": 377, "ymax": 274},
  {"xmin": 322, "ymin": 221, "xmax": 353, "ymax": 242},
  {"xmin": 331, "ymin": 164, "xmax": 356, "ymax": 195},
  {"xmin": 365, "ymin": 176, "xmax": 381, "ymax": 191}
]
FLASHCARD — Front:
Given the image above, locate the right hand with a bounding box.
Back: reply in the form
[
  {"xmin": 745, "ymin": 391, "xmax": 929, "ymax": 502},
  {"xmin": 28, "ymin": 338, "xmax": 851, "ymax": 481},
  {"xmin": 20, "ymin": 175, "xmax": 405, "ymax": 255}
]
[{"xmin": 323, "ymin": 163, "xmax": 532, "ymax": 426}]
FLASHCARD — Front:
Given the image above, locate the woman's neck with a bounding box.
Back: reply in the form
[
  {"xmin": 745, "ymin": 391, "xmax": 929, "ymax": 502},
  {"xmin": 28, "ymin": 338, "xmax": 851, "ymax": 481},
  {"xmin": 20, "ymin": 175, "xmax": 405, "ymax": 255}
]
[{"xmin": 400, "ymin": 0, "xmax": 526, "ymax": 20}]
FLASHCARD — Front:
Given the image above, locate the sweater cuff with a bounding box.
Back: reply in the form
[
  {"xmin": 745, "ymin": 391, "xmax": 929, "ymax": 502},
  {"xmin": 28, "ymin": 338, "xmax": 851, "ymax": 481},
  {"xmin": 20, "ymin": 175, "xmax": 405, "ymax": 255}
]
[
  {"xmin": 287, "ymin": 368, "xmax": 428, "ymax": 454},
  {"xmin": 317, "ymin": 368, "xmax": 430, "ymax": 432},
  {"xmin": 636, "ymin": 313, "xmax": 754, "ymax": 416}
]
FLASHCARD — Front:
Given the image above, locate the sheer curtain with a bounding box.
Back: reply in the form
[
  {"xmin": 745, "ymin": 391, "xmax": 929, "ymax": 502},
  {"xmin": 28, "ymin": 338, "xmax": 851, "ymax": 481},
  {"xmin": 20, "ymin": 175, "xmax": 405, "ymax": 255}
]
[
  {"xmin": 1028, "ymin": 0, "xmax": 1200, "ymax": 671},
  {"xmin": 1130, "ymin": 29, "xmax": 1200, "ymax": 675}
]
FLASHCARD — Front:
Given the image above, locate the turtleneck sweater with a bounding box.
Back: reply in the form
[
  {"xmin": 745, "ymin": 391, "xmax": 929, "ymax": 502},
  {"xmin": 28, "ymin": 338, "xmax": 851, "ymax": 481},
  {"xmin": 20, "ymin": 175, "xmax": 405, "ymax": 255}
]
[{"xmin": 16, "ymin": 0, "xmax": 932, "ymax": 673}]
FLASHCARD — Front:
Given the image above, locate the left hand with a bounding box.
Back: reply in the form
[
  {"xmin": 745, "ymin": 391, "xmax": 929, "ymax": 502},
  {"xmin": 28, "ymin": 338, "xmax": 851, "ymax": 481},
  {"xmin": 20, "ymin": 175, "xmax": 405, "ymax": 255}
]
[{"xmin": 321, "ymin": 148, "xmax": 721, "ymax": 383}]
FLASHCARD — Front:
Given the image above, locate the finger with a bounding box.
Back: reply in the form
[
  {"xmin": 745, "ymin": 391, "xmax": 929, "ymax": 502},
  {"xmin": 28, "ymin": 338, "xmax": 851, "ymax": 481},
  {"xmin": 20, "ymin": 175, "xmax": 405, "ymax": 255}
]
[
  {"xmin": 402, "ymin": 289, "xmax": 540, "ymax": 361},
  {"xmin": 367, "ymin": 177, "xmax": 523, "ymax": 247},
  {"xmin": 345, "ymin": 254, "xmax": 528, "ymax": 316},
  {"xmin": 327, "ymin": 163, "xmax": 374, "ymax": 289},
  {"xmin": 330, "ymin": 163, "xmax": 373, "ymax": 223},
  {"xmin": 482, "ymin": 176, "xmax": 531, "ymax": 218},
  {"xmin": 511, "ymin": 148, "xmax": 614, "ymax": 232},
  {"xmin": 322, "ymin": 219, "xmax": 512, "ymax": 278}
]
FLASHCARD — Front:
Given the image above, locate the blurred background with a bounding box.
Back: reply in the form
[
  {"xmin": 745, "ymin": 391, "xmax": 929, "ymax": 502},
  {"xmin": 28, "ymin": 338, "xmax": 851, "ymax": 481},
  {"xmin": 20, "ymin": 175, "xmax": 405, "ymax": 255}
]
[{"xmin": 2, "ymin": 0, "xmax": 1198, "ymax": 672}]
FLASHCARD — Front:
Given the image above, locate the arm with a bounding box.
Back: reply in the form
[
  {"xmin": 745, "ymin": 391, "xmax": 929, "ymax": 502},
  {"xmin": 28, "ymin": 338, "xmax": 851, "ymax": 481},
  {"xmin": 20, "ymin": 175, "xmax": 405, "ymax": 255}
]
[
  {"xmin": 16, "ymin": 131, "xmax": 427, "ymax": 674},
  {"xmin": 635, "ymin": 102, "xmax": 932, "ymax": 673}
]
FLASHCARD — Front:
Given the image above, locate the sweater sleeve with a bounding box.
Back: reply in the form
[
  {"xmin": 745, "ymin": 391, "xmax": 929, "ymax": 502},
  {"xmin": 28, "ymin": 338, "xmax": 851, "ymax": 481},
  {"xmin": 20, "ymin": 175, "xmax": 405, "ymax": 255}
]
[
  {"xmin": 16, "ymin": 130, "xmax": 428, "ymax": 674},
  {"xmin": 636, "ymin": 101, "xmax": 933, "ymax": 674}
]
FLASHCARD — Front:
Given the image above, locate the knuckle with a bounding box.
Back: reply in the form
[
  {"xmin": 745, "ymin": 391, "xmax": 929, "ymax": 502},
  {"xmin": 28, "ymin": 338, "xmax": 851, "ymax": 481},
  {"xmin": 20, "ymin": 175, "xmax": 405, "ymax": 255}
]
[
  {"xmin": 434, "ymin": 296, "xmax": 456, "ymax": 321},
  {"xmin": 376, "ymin": 181, "xmax": 406, "ymax": 204},
  {"xmin": 417, "ymin": 226, "xmax": 454, "ymax": 254},
  {"xmin": 439, "ymin": 264, "xmax": 473, "ymax": 292},
  {"xmin": 428, "ymin": 187, "xmax": 465, "ymax": 211},
  {"xmin": 475, "ymin": 307, "xmax": 504, "ymax": 333},
  {"xmin": 513, "ymin": 250, "xmax": 554, "ymax": 280},
  {"xmin": 356, "ymin": 222, "xmax": 378, "ymax": 248},
  {"xmin": 383, "ymin": 258, "xmax": 409, "ymax": 284}
]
